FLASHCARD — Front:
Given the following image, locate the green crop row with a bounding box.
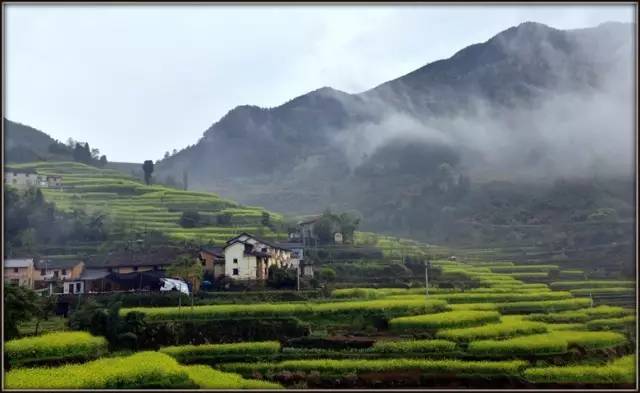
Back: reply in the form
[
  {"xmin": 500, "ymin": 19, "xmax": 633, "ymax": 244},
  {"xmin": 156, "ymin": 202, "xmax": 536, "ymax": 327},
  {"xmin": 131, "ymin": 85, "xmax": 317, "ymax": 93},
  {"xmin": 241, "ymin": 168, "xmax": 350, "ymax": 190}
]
[
  {"xmin": 436, "ymin": 317, "xmax": 548, "ymax": 342},
  {"xmin": 159, "ymin": 341, "xmax": 281, "ymax": 361},
  {"xmin": 569, "ymin": 287, "xmax": 636, "ymax": 296},
  {"xmin": 496, "ymin": 298, "xmax": 592, "ymax": 314},
  {"xmin": 220, "ymin": 358, "xmax": 529, "ymax": 377},
  {"xmin": 389, "ymin": 311, "xmax": 500, "ymax": 331},
  {"xmin": 525, "ymin": 305, "xmax": 627, "ymax": 323},
  {"xmin": 449, "ymin": 303, "xmax": 499, "ymax": 311},
  {"xmin": 122, "ymin": 298, "xmax": 449, "ymax": 321},
  {"xmin": 371, "ymin": 339, "xmax": 457, "ymax": 354},
  {"xmin": 489, "ymin": 265, "xmax": 559, "ymax": 273},
  {"xmin": 4, "ymin": 351, "xmax": 281, "ymax": 389},
  {"xmin": 585, "ymin": 316, "xmax": 636, "ymax": 331},
  {"xmin": 4, "ymin": 331, "xmax": 108, "ymax": 367},
  {"xmin": 429, "ymin": 291, "xmax": 571, "ymax": 304},
  {"xmin": 550, "ymin": 281, "xmax": 635, "ymax": 290},
  {"xmin": 523, "ymin": 355, "xmax": 635, "ymax": 384}
]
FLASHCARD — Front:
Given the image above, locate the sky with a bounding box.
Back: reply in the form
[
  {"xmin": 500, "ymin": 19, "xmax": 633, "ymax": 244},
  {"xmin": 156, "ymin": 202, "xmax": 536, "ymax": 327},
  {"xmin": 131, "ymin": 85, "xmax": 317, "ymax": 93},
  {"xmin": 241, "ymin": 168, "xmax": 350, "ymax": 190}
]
[{"xmin": 4, "ymin": 4, "xmax": 636, "ymax": 163}]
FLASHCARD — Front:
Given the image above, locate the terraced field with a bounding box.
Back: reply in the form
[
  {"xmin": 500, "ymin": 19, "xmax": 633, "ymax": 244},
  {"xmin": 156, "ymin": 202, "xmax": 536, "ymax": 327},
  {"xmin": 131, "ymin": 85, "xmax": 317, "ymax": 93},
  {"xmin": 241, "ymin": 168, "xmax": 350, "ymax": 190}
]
[{"xmin": 6, "ymin": 161, "xmax": 285, "ymax": 243}]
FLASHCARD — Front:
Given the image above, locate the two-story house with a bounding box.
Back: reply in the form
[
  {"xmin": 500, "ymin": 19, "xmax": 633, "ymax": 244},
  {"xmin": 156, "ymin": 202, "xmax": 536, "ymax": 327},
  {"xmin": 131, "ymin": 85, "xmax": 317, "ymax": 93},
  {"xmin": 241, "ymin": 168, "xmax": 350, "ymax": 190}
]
[
  {"xmin": 34, "ymin": 259, "xmax": 85, "ymax": 294},
  {"xmin": 4, "ymin": 258, "xmax": 35, "ymax": 288},
  {"xmin": 223, "ymin": 233, "xmax": 293, "ymax": 280}
]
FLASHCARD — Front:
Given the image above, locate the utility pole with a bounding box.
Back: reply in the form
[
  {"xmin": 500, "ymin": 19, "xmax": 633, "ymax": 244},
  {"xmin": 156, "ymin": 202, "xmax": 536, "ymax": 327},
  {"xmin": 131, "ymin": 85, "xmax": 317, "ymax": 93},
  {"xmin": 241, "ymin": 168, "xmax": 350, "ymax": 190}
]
[
  {"xmin": 297, "ymin": 265, "xmax": 301, "ymax": 291},
  {"xmin": 425, "ymin": 261, "xmax": 430, "ymax": 298}
]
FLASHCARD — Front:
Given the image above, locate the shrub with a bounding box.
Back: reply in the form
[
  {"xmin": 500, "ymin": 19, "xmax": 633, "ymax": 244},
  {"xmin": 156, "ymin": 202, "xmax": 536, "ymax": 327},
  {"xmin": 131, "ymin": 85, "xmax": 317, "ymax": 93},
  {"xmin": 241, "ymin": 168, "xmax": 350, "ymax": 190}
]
[
  {"xmin": 467, "ymin": 334, "xmax": 568, "ymax": 357},
  {"xmin": 449, "ymin": 303, "xmax": 498, "ymax": 311},
  {"xmin": 371, "ymin": 339, "xmax": 457, "ymax": 354},
  {"xmin": 159, "ymin": 341, "xmax": 281, "ymax": 362},
  {"xmin": 5, "ymin": 331, "xmax": 108, "ymax": 367},
  {"xmin": 545, "ymin": 323, "xmax": 587, "ymax": 331},
  {"xmin": 389, "ymin": 311, "xmax": 500, "ymax": 331},
  {"xmin": 221, "ymin": 358, "xmax": 528, "ymax": 377},
  {"xmin": 523, "ymin": 355, "xmax": 635, "ymax": 384},
  {"xmin": 436, "ymin": 318, "xmax": 548, "ymax": 342},
  {"xmin": 549, "ymin": 281, "xmax": 635, "ymax": 291},
  {"xmin": 496, "ymin": 298, "xmax": 591, "ymax": 314}
]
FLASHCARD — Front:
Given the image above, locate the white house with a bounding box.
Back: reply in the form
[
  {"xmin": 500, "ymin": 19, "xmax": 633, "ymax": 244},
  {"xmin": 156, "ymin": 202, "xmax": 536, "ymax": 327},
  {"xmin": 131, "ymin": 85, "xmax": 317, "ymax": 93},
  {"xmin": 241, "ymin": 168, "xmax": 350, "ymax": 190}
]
[
  {"xmin": 4, "ymin": 169, "xmax": 40, "ymax": 188},
  {"xmin": 223, "ymin": 233, "xmax": 293, "ymax": 280}
]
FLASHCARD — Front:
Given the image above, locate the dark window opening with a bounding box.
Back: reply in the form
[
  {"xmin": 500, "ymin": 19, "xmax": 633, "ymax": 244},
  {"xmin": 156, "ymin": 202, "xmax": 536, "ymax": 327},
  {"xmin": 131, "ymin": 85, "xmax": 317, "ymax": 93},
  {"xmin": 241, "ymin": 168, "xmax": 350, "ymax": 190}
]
[
  {"xmin": 232, "ymin": 268, "xmax": 239, "ymax": 276},
  {"xmin": 41, "ymin": 269, "xmax": 46, "ymax": 275},
  {"xmin": 62, "ymin": 269, "xmax": 67, "ymax": 275},
  {"xmin": 133, "ymin": 266, "xmax": 139, "ymax": 272},
  {"xmin": 233, "ymin": 258, "xmax": 238, "ymax": 263},
  {"xmin": 13, "ymin": 268, "xmax": 18, "ymax": 273}
]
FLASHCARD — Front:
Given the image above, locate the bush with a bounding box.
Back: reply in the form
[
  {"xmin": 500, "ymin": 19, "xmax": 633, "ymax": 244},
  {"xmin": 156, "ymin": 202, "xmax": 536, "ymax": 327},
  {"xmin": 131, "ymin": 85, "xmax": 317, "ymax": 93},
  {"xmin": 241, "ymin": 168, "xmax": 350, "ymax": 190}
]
[
  {"xmin": 184, "ymin": 365, "xmax": 282, "ymax": 389},
  {"xmin": 496, "ymin": 298, "xmax": 592, "ymax": 314},
  {"xmin": 449, "ymin": 303, "xmax": 499, "ymax": 311},
  {"xmin": 436, "ymin": 317, "xmax": 548, "ymax": 342},
  {"xmin": 221, "ymin": 358, "xmax": 528, "ymax": 377},
  {"xmin": 371, "ymin": 339, "xmax": 457, "ymax": 354},
  {"xmin": 570, "ymin": 288, "xmax": 636, "ymax": 296},
  {"xmin": 549, "ymin": 330, "xmax": 628, "ymax": 350},
  {"xmin": 389, "ymin": 311, "xmax": 500, "ymax": 331},
  {"xmin": 523, "ymin": 355, "xmax": 635, "ymax": 384},
  {"xmin": 286, "ymin": 336, "xmax": 375, "ymax": 350},
  {"xmin": 5, "ymin": 331, "xmax": 108, "ymax": 367}
]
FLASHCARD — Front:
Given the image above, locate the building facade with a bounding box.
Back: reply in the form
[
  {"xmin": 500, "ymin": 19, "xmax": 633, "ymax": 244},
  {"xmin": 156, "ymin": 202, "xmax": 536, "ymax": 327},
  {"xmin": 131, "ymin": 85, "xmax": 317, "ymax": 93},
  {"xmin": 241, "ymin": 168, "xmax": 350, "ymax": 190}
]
[
  {"xmin": 223, "ymin": 233, "xmax": 293, "ymax": 280},
  {"xmin": 4, "ymin": 258, "xmax": 35, "ymax": 288}
]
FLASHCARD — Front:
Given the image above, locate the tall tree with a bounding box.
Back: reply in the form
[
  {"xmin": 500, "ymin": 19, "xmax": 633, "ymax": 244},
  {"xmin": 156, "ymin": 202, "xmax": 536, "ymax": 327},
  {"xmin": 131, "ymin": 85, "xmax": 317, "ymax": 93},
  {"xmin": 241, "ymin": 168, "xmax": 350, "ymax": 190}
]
[
  {"xmin": 4, "ymin": 284, "xmax": 40, "ymax": 340},
  {"xmin": 166, "ymin": 255, "xmax": 204, "ymax": 307},
  {"xmin": 182, "ymin": 170, "xmax": 188, "ymax": 191},
  {"xmin": 142, "ymin": 160, "xmax": 154, "ymax": 185}
]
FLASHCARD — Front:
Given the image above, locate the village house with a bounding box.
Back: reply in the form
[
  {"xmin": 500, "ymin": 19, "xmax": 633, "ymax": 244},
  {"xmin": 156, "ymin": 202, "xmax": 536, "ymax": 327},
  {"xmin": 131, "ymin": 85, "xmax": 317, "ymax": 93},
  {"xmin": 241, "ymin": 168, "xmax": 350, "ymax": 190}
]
[
  {"xmin": 222, "ymin": 233, "xmax": 294, "ymax": 280},
  {"xmin": 33, "ymin": 259, "xmax": 85, "ymax": 294},
  {"xmin": 4, "ymin": 168, "xmax": 40, "ymax": 189},
  {"xmin": 4, "ymin": 258, "xmax": 35, "ymax": 288},
  {"xmin": 278, "ymin": 242, "xmax": 314, "ymax": 277},
  {"xmin": 199, "ymin": 246, "xmax": 225, "ymax": 280}
]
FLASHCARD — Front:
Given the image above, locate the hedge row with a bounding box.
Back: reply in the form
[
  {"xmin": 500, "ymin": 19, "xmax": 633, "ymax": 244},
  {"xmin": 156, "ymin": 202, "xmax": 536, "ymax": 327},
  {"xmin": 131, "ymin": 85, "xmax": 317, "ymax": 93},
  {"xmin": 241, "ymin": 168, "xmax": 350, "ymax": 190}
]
[
  {"xmin": 159, "ymin": 341, "xmax": 281, "ymax": 362},
  {"xmin": 389, "ymin": 311, "xmax": 500, "ymax": 331},
  {"xmin": 4, "ymin": 331, "xmax": 108, "ymax": 367},
  {"xmin": 371, "ymin": 339, "xmax": 457, "ymax": 354},
  {"xmin": 585, "ymin": 316, "xmax": 636, "ymax": 331},
  {"xmin": 429, "ymin": 291, "xmax": 571, "ymax": 304}
]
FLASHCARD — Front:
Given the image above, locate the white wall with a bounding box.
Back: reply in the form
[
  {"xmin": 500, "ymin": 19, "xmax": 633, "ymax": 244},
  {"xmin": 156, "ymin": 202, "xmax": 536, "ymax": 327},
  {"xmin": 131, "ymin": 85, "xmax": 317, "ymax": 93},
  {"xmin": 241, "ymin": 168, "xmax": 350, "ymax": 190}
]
[{"xmin": 224, "ymin": 242, "xmax": 257, "ymax": 280}]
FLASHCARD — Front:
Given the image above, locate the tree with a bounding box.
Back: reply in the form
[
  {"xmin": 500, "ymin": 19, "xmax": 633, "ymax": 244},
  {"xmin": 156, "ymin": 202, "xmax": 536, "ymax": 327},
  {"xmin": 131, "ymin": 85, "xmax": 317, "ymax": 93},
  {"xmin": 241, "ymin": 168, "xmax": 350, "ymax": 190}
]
[
  {"xmin": 164, "ymin": 151, "xmax": 170, "ymax": 160},
  {"xmin": 261, "ymin": 212, "xmax": 271, "ymax": 227},
  {"xmin": 166, "ymin": 255, "xmax": 204, "ymax": 306},
  {"xmin": 4, "ymin": 284, "xmax": 40, "ymax": 340},
  {"xmin": 319, "ymin": 267, "xmax": 336, "ymax": 282},
  {"xmin": 217, "ymin": 212, "xmax": 232, "ymax": 225},
  {"xmin": 179, "ymin": 210, "xmax": 200, "ymax": 228},
  {"xmin": 182, "ymin": 170, "xmax": 188, "ymax": 191},
  {"xmin": 337, "ymin": 212, "xmax": 360, "ymax": 243},
  {"xmin": 99, "ymin": 155, "xmax": 108, "ymax": 167},
  {"xmin": 33, "ymin": 295, "xmax": 58, "ymax": 336},
  {"xmin": 172, "ymin": 149, "xmax": 177, "ymax": 155},
  {"xmin": 91, "ymin": 148, "xmax": 100, "ymax": 160},
  {"xmin": 142, "ymin": 160, "xmax": 154, "ymax": 185}
]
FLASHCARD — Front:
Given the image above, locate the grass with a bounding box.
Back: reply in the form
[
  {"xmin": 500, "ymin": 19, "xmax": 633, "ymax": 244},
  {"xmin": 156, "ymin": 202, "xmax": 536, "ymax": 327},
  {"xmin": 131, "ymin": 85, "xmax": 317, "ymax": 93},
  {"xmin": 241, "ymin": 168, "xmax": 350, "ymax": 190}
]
[
  {"xmin": 4, "ymin": 351, "xmax": 283, "ymax": 389},
  {"xmin": 389, "ymin": 311, "xmax": 500, "ymax": 331},
  {"xmin": 429, "ymin": 291, "xmax": 571, "ymax": 304},
  {"xmin": 5, "ymin": 331, "xmax": 108, "ymax": 367},
  {"xmin": 436, "ymin": 317, "xmax": 548, "ymax": 342},
  {"xmin": 523, "ymin": 355, "xmax": 635, "ymax": 384}
]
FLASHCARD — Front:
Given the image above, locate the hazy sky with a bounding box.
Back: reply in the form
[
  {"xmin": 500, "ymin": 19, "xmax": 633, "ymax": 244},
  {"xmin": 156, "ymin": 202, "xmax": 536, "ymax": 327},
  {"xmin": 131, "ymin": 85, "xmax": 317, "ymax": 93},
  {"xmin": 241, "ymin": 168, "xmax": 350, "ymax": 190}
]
[{"xmin": 4, "ymin": 4, "xmax": 636, "ymax": 162}]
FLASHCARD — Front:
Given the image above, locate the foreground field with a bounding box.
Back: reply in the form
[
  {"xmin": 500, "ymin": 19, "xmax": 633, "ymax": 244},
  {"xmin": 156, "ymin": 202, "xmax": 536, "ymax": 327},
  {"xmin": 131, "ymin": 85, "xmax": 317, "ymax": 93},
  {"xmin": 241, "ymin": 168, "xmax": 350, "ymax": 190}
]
[{"xmin": 4, "ymin": 257, "xmax": 636, "ymax": 389}]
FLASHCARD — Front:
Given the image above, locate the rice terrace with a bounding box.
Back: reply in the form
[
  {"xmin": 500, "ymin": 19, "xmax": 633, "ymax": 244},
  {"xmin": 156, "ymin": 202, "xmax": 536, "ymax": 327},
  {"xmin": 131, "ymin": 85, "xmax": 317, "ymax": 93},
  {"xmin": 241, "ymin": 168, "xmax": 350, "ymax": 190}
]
[{"xmin": 2, "ymin": 2, "xmax": 638, "ymax": 391}]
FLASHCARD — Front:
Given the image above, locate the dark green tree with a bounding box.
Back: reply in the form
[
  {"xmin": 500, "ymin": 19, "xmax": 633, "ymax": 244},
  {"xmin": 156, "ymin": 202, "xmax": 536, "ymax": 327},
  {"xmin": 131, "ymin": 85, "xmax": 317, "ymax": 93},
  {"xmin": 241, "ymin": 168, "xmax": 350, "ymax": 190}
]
[
  {"xmin": 142, "ymin": 160, "xmax": 154, "ymax": 185},
  {"xmin": 4, "ymin": 284, "xmax": 40, "ymax": 340}
]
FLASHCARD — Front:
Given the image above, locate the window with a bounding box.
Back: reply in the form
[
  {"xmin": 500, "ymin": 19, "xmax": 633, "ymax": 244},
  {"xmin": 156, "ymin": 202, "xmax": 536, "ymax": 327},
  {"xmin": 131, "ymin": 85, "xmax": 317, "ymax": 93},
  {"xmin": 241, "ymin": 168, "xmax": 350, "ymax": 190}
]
[
  {"xmin": 232, "ymin": 268, "xmax": 239, "ymax": 276},
  {"xmin": 53, "ymin": 270, "xmax": 59, "ymax": 278},
  {"xmin": 41, "ymin": 269, "xmax": 46, "ymax": 275},
  {"xmin": 76, "ymin": 283, "xmax": 82, "ymax": 292},
  {"xmin": 133, "ymin": 266, "xmax": 139, "ymax": 272},
  {"xmin": 262, "ymin": 247, "xmax": 267, "ymax": 252},
  {"xmin": 62, "ymin": 269, "xmax": 67, "ymax": 275},
  {"xmin": 201, "ymin": 260, "xmax": 206, "ymax": 266},
  {"xmin": 233, "ymin": 258, "xmax": 238, "ymax": 264},
  {"xmin": 13, "ymin": 268, "xmax": 18, "ymax": 273}
]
